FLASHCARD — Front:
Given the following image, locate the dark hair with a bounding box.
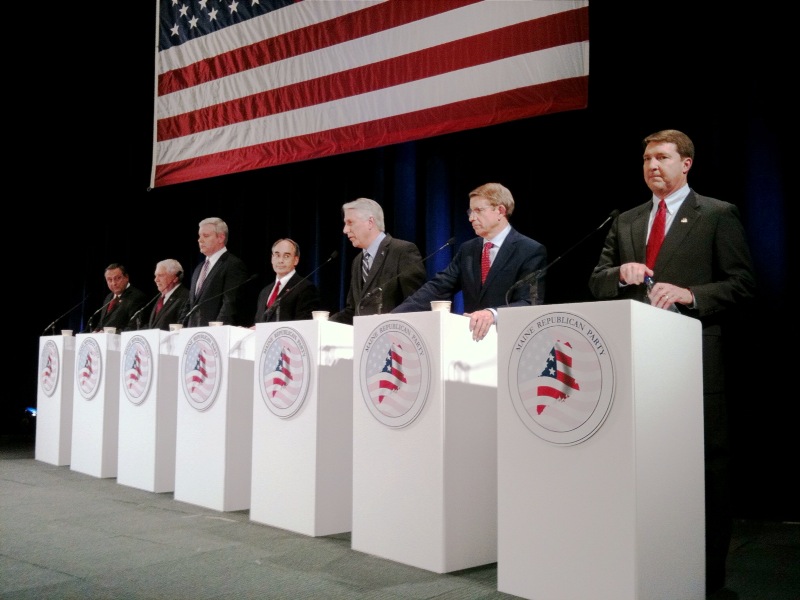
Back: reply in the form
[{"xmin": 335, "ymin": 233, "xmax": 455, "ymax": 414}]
[
  {"xmin": 105, "ymin": 263, "xmax": 128, "ymax": 276},
  {"xmin": 643, "ymin": 129, "xmax": 695, "ymax": 160}
]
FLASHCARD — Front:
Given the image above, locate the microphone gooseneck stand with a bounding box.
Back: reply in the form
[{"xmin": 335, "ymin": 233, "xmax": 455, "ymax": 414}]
[{"xmin": 504, "ymin": 210, "xmax": 620, "ymax": 306}]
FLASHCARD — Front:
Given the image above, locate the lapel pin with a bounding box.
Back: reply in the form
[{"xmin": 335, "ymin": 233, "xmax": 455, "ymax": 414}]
[{"xmin": 681, "ymin": 217, "xmax": 688, "ymax": 223}]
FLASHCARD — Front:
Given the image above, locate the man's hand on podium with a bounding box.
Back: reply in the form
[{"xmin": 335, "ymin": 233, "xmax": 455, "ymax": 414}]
[{"xmin": 466, "ymin": 309, "xmax": 495, "ymax": 342}]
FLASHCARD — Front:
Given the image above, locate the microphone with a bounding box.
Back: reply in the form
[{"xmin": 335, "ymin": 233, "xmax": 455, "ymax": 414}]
[
  {"xmin": 182, "ymin": 273, "xmax": 259, "ymax": 326},
  {"xmin": 505, "ymin": 209, "xmax": 620, "ymax": 305},
  {"xmin": 83, "ymin": 296, "xmax": 117, "ymax": 333},
  {"xmin": 356, "ymin": 237, "xmax": 456, "ymax": 316},
  {"xmin": 127, "ymin": 293, "xmax": 162, "ymax": 330},
  {"xmin": 263, "ymin": 251, "xmax": 339, "ymax": 322},
  {"xmin": 42, "ymin": 295, "xmax": 89, "ymax": 336}
]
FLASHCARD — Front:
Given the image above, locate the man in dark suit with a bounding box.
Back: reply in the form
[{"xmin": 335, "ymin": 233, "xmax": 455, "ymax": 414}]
[
  {"xmin": 186, "ymin": 217, "xmax": 250, "ymax": 327},
  {"xmin": 92, "ymin": 263, "xmax": 149, "ymax": 332},
  {"xmin": 148, "ymin": 259, "xmax": 189, "ymax": 331},
  {"xmin": 392, "ymin": 183, "xmax": 548, "ymax": 342},
  {"xmin": 254, "ymin": 238, "xmax": 320, "ymax": 323},
  {"xmin": 330, "ymin": 198, "xmax": 426, "ymax": 325},
  {"xmin": 588, "ymin": 129, "xmax": 756, "ymax": 597}
]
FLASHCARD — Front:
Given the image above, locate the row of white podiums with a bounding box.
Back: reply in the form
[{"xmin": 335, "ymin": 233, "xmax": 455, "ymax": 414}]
[{"xmin": 36, "ymin": 301, "xmax": 706, "ymax": 600}]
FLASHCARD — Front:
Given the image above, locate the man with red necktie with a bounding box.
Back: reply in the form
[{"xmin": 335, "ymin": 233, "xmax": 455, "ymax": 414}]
[
  {"xmin": 92, "ymin": 263, "xmax": 149, "ymax": 332},
  {"xmin": 253, "ymin": 238, "xmax": 320, "ymax": 324},
  {"xmin": 148, "ymin": 259, "xmax": 189, "ymax": 331},
  {"xmin": 393, "ymin": 182, "xmax": 547, "ymax": 342},
  {"xmin": 588, "ymin": 129, "xmax": 757, "ymax": 597}
]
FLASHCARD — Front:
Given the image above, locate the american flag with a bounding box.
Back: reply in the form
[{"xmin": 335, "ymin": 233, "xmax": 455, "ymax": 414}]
[
  {"xmin": 375, "ymin": 341, "xmax": 406, "ymax": 402},
  {"xmin": 536, "ymin": 340, "xmax": 580, "ymax": 409},
  {"xmin": 367, "ymin": 337, "xmax": 420, "ymax": 415},
  {"xmin": 125, "ymin": 351, "xmax": 145, "ymax": 395},
  {"xmin": 264, "ymin": 342, "xmax": 304, "ymax": 408},
  {"xmin": 152, "ymin": 0, "xmax": 589, "ymax": 187},
  {"xmin": 79, "ymin": 354, "xmax": 95, "ymax": 389},
  {"xmin": 185, "ymin": 349, "xmax": 216, "ymax": 400},
  {"xmin": 42, "ymin": 354, "xmax": 53, "ymax": 380}
]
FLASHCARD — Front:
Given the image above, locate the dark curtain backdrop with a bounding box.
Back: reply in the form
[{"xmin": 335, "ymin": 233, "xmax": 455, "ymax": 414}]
[{"xmin": 15, "ymin": 4, "xmax": 793, "ymax": 520}]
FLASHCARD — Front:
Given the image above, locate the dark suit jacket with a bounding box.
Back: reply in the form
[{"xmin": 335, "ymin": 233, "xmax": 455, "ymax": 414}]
[
  {"xmin": 94, "ymin": 286, "xmax": 149, "ymax": 332},
  {"xmin": 254, "ymin": 272, "xmax": 320, "ymax": 323},
  {"xmin": 588, "ymin": 189, "xmax": 756, "ymax": 587},
  {"xmin": 588, "ymin": 190, "xmax": 756, "ymax": 437},
  {"xmin": 392, "ymin": 227, "xmax": 547, "ymax": 314},
  {"xmin": 148, "ymin": 285, "xmax": 190, "ymax": 331},
  {"xmin": 588, "ymin": 190, "xmax": 756, "ymax": 333},
  {"xmin": 330, "ymin": 234, "xmax": 426, "ymax": 325},
  {"xmin": 186, "ymin": 251, "xmax": 250, "ymax": 327}
]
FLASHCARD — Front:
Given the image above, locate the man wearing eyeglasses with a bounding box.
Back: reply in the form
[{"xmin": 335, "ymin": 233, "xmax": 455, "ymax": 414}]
[
  {"xmin": 254, "ymin": 238, "xmax": 320, "ymax": 323},
  {"xmin": 392, "ymin": 182, "xmax": 547, "ymax": 341}
]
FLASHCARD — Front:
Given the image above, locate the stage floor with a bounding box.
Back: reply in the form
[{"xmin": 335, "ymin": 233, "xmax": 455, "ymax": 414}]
[{"xmin": 1, "ymin": 434, "xmax": 798, "ymax": 600}]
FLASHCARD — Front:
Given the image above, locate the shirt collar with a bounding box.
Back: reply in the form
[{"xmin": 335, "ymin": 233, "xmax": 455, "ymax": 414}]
[
  {"xmin": 275, "ymin": 270, "xmax": 296, "ymax": 287},
  {"xmin": 653, "ymin": 183, "xmax": 690, "ymax": 213},
  {"xmin": 205, "ymin": 246, "xmax": 228, "ymax": 269},
  {"xmin": 365, "ymin": 232, "xmax": 386, "ymax": 259},
  {"xmin": 484, "ymin": 223, "xmax": 511, "ymax": 247}
]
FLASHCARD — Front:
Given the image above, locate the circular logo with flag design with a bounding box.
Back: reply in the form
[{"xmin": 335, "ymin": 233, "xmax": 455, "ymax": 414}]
[
  {"xmin": 122, "ymin": 336, "xmax": 153, "ymax": 406},
  {"xmin": 258, "ymin": 327, "xmax": 311, "ymax": 418},
  {"xmin": 359, "ymin": 320, "xmax": 431, "ymax": 428},
  {"xmin": 39, "ymin": 340, "xmax": 60, "ymax": 397},
  {"xmin": 508, "ymin": 311, "xmax": 615, "ymax": 445},
  {"xmin": 180, "ymin": 332, "xmax": 222, "ymax": 412},
  {"xmin": 76, "ymin": 337, "xmax": 103, "ymax": 400}
]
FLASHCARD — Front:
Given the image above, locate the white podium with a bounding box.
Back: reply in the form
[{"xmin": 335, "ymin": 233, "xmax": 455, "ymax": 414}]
[
  {"xmin": 497, "ymin": 300, "xmax": 705, "ymax": 600},
  {"xmin": 117, "ymin": 329, "xmax": 182, "ymax": 492},
  {"xmin": 174, "ymin": 325, "xmax": 255, "ymax": 511},
  {"xmin": 70, "ymin": 332, "xmax": 121, "ymax": 478},
  {"xmin": 35, "ymin": 334, "xmax": 75, "ymax": 466},
  {"xmin": 351, "ymin": 311, "xmax": 498, "ymax": 573},
  {"xmin": 250, "ymin": 319, "xmax": 354, "ymax": 536}
]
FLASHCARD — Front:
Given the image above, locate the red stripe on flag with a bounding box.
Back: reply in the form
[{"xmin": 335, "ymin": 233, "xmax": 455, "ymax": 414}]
[
  {"xmin": 158, "ymin": 0, "xmax": 482, "ymax": 95},
  {"xmin": 155, "ymin": 77, "xmax": 586, "ymax": 186},
  {"xmin": 157, "ymin": 7, "xmax": 588, "ymax": 141}
]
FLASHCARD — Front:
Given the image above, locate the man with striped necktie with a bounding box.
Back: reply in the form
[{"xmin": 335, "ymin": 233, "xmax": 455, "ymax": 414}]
[{"xmin": 330, "ymin": 198, "xmax": 425, "ymax": 325}]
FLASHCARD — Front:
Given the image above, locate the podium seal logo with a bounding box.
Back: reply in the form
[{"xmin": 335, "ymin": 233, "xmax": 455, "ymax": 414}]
[
  {"xmin": 359, "ymin": 320, "xmax": 430, "ymax": 428},
  {"xmin": 508, "ymin": 311, "xmax": 615, "ymax": 445},
  {"xmin": 122, "ymin": 335, "xmax": 153, "ymax": 406},
  {"xmin": 259, "ymin": 327, "xmax": 310, "ymax": 418},
  {"xmin": 77, "ymin": 337, "xmax": 102, "ymax": 400},
  {"xmin": 180, "ymin": 331, "xmax": 221, "ymax": 412},
  {"xmin": 40, "ymin": 340, "xmax": 60, "ymax": 397}
]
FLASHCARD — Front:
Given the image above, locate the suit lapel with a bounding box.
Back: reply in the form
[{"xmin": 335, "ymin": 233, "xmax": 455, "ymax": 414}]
[
  {"xmin": 471, "ymin": 239, "xmax": 483, "ymax": 290},
  {"xmin": 191, "ymin": 262, "xmax": 203, "ymax": 300},
  {"xmin": 196, "ymin": 253, "xmax": 226, "ymax": 299},
  {"xmin": 278, "ymin": 273, "xmax": 299, "ymax": 301},
  {"xmin": 480, "ymin": 229, "xmax": 517, "ymax": 296},
  {"xmin": 363, "ymin": 235, "xmax": 391, "ymax": 290},
  {"xmin": 631, "ymin": 204, "xmax": 651, "ymax": 264},
  {"xmin": 654, "ymin": 191, "xmax": 699, "ymax": 270},
  {"xmin": 203, "ymin": 254, "xmax": 223, "ymax": 290}
]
